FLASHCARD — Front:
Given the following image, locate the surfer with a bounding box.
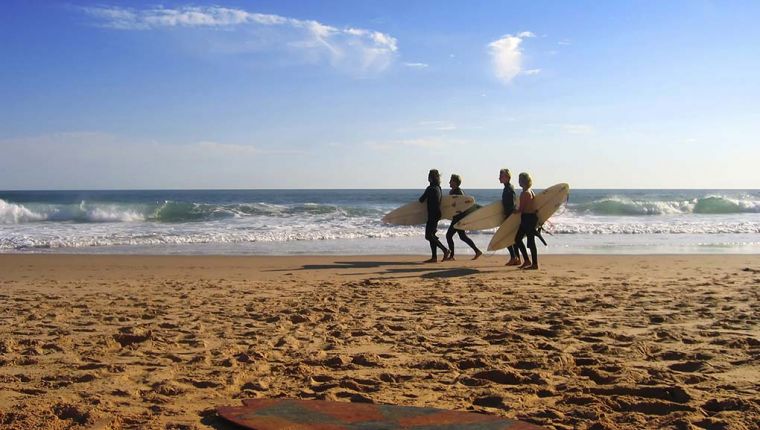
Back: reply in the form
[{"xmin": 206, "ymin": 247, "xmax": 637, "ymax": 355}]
[
  {"xmin": 419, "ymin": 169, "xmax": 450, "ymax": 263},
  {"xmin": 500, "ymin": 169, "xmax": 521, "ymax": 266},
  {"xmin": 444, "ymin": 174, "xmax": 482, "ymax": 261},
  {"xmin": 515, "ymin": 172, "xmax": 539, "ymax": 270}
]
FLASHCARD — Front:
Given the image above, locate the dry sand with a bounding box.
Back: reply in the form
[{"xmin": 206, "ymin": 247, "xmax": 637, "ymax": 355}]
[{"xmin": 0, "ymin": 254, "xmax": 758, "ymax": 429}]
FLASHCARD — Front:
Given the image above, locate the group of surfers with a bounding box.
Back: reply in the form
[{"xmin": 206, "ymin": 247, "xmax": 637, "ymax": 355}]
[{"xmin": 419, "ymin": 168, "xmax": 539, "ymax": 270}]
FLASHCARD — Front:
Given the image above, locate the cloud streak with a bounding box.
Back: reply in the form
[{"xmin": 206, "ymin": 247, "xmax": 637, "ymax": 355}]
[
  {"xmin": 488, "ymin": 31, "xmax": 535, "ymax": 84},
  {"xmin": 80, "ymin": 5, "xmax": 398, "ymax": 74},
  {"xmin": 365, "ymin": 136, "xmax": 467, "ymax": 151},
  {"xmin": 560, "ymin": 124, "xmax": 595, "ymax": 135},
  {"xmin": 0, "ymin": 132, "xmax": 307, "ymax": 188}
]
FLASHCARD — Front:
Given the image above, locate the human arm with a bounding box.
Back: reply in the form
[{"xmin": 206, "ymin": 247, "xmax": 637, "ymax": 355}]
[{"xmin": 419, "ymin": 187, "xmax": 429, "ymax": 203}]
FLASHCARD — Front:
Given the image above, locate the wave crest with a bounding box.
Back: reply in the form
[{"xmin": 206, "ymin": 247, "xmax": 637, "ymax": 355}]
[
  {"xmin": 573, "ymin": 196, "xmax": 760, "ymax": 216},
  {"xmin": 0, "ymin": 199, "xmax": 46, "ymax": 224}
]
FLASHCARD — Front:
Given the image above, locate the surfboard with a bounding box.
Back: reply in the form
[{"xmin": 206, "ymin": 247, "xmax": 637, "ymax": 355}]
[
  {"xmin": 453, "ymin": 200, "xmax": 507, "ymax": 231},
  {"xmin": 218, "ymin": 398, "xmax": 547, "ymax": 429},
  {"xmin": 382, "ymin": 194, "xmax": 476, "ymax": 225},
  {"xmin": 488, "ymin": 183, "xmax": 570, "ymax": 251},
  {"xmin": 487, "ymin": 213, "xmax": 521, "ymax": 252}
]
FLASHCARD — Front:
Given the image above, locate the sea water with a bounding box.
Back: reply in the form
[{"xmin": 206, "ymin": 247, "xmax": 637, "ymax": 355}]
[{"xmin": 1, "ymin": 189, "xmax": 758, "ymax": 255}]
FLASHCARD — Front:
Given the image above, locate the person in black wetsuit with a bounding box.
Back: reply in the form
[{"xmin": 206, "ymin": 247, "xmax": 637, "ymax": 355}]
[
  {"xmin": 444, "ymin": 174, "xmax": 482, "ymax": 261},
  {"xmin": 500, "ymin": 168, "xmax": 521, "ymax": 266},
  {"xmin": 419, "ymin": 169, "xmax": 449, "ymax": 263}
]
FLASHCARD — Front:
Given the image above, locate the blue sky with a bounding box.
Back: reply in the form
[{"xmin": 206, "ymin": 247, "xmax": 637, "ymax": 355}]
[{"xmin": 1, "ymin": 0, "xmax": 758, "ymax": 189}]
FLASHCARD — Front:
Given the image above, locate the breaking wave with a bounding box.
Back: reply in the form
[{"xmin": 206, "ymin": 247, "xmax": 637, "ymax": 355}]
[
  {"xmin": 572, "ymin": 196, "xmax": 760, "ymax": 216},
  {"xmin": 0, "ymin": 199, "xmax": 385, "ymax": 224}
]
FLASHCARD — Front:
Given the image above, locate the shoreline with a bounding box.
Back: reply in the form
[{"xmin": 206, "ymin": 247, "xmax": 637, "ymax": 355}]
[
  {"xmin": 1, "ymin": 254, "xmax": 758, "ymax": 429},
  {"xmin": 2, "ymin": 253, "xmax": 759, "ymax": 282}
]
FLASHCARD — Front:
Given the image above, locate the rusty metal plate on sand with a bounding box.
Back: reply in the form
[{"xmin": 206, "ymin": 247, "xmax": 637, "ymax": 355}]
[{"xmin": 217, "ymin": 398, "xmax": 545, "ymax": 430}]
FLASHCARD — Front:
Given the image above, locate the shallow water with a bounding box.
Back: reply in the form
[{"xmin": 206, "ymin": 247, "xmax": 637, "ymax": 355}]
[{"xmin": 2, "ymin": 189, "xmax": 758, "ymax": 254}]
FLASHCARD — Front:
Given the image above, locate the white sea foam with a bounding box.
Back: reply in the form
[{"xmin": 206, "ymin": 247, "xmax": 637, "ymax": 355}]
[
  {"xmin": 1, "ymin": 190, "xmax": 758, "ymax": 254},
  {"xmin": 81, "ymin": 202, "xmax": 145, "ymax": 222},
  {"xmin": 571, "ymin": 196, "xmax": 760, "ymax": 215},
  {"xmin": 0, "ymin": 199, "xmax": 46, "ymax": 224}
]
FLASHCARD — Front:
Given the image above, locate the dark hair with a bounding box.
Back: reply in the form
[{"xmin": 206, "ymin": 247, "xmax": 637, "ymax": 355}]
[
  {"xmin": 428, "ymin": 169, "xmax": 441, "ymax": 186},
  {"xmin": 450, "ymin": 174, "xmax": 462, "ymax": 186}
]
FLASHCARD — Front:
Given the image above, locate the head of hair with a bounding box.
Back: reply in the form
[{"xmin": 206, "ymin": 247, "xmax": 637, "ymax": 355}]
[
  {"xmin": 450, "ymin": 174, "xmax": 462, "ymax": 186},
  {"xmin": 428, "ymin": 169, "xmax": 441, "ymax": 185},
  {"xmin": 518, "ymin": 172, "xmax": 533, "ymax": 188},
  {"xmin": 500, "ymin": 168, "xmax": 511, "ymax": 177}
]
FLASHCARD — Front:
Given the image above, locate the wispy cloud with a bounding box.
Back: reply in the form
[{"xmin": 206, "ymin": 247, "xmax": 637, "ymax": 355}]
[
  {"xmin": 560, "ymin": 124, "xmax": 595, "ymax": 135},
  {"xmin": 416, "ymin": 121, "xmax": 456, "ymax": 131},
  {"xmin": 403, "ymin": 62, "xmax": 429, "ymax": 68},
  {"xmin": 193, "ymin": 141, "xmax": 259, "ymax": 155},
  {"xmin": 398, "ymin": 138, "xmax": 447, "ymax": 148},
  {"xmin": 488, "ymin": 31, "xmax": 535, "ymax": 84},
  {"xmin": 0, "ymin": 132, "xmax": 311, "ymax": 164},
  {"xmin": 81, "ymin": 5, "xmax": 259, "ymax": 29},
  {"xmin": 194, "ymin": 140, "xmax": 304, "ymax": 155},
  {"xmin": 395, "ymin": 121, "xmax": 458, "ymax": 133},
  {"xmin": 366, "ymin": 136, "xmax": 466, "ymax": 151},
  {"xmin": 80, "ymin": 5, "xmax": 398, "ymax": 74},
  {"xmin": 0, "ymin": 132, "xmax": 306, "ymax": 188}
]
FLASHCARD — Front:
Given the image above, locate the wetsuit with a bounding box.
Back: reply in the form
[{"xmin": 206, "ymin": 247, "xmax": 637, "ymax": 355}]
[
  {"xmin": 446, "ymin": 188, "xmax": 481, "ymax": 257},
  {"xmin": 502, "ymin": 183, "xmax": 519, "ymax": 260},
  {"xmin": 515, "ymin": 193, "xmax": 538, "ymax": 266},
  {"xmin": 419, "ymin": 185, "xmax": 447, "ymax": 258}
]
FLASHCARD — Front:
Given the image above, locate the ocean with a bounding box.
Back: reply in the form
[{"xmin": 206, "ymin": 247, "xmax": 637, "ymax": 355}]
[{"xmin": 1, "ymin": 189, "xmax": 759, "ymax": 255}]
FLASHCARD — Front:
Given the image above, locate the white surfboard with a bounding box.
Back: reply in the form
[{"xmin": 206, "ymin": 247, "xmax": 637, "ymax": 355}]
[
  {"xmin": 382, "ymin": 195, "xmax": 476, "ymax": 226},
  {"xmin": 453, "ymin": 201, "xmax": 507, "ymax": 231},
  {"xmin": 488, "ymin": 183, "xmax": 570, "ymax": 251}
]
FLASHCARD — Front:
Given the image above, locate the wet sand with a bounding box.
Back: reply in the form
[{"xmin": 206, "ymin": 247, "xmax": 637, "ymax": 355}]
[{"xmin": 0, "ymin": 254, "xmax": 758, "ymax": 429}]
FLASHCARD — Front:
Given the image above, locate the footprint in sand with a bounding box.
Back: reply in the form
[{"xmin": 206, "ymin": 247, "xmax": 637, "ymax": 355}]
[{"xmin": 668, "ymin": 361, "xmax": 709, "ymax": 373}]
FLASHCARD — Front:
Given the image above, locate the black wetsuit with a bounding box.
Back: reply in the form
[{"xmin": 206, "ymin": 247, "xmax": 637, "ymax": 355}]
[
  {"xmin": 419, "ymin": 185, "xmax": 447, "ymax": 258},
  {"xmin": 515, "ymin": 213, "xmax": 538, "ymax": 265},
  {"xmin": 446, "ymin": 188, "xmax": 481, "ymax": 256},
  {"xmin": 515, "ymin": 193, "xmax": 538, "ymax": 266},
  {"xmin": 502, "ymin": 183, "xmax": 518, "ymax": 259}
]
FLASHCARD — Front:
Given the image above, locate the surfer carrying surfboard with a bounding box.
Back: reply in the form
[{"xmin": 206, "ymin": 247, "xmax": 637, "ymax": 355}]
[
  {"xmin": 500, "ymin": 169, "xmax": 521, "ymax": 266},
  {"xmin": 444, "ymin": 174, "xmax": 482, "ymax": 261},
  {"xmin": 419, "ymin": 169, "xmax": 450, "ymax": 263},
  {"xmin": 515, "ymin": 172, "xmax": 539, "ymax": 270}
]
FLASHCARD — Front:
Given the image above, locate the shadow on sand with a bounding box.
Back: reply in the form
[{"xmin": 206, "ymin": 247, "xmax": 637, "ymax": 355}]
[
  {"xmin": 268, "ymin": 260, "xmax": 494, "ymax": 280},
  {"xmin": 200, "ymin": 411, "xmax": 240, "ymax": 430},
  {"xmin": 266, "ymin": 260, "xmax": 419, "ymax": 273}
]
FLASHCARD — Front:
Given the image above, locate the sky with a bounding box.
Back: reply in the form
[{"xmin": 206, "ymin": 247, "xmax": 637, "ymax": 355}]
[{"xmin": 1, "ymin": 0, "xmax": 759, "ymax": 189}]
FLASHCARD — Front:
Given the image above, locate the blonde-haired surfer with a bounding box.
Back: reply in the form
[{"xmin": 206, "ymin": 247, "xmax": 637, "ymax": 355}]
[{"xmin": 515, "ymin": 172, "xmax": 538, "ymax": 270}]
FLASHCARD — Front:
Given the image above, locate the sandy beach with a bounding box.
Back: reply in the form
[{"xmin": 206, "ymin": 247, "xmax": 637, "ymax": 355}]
[{"xmin": 0, "ymin": 254, "xmax": 758, "ymax": 429}]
